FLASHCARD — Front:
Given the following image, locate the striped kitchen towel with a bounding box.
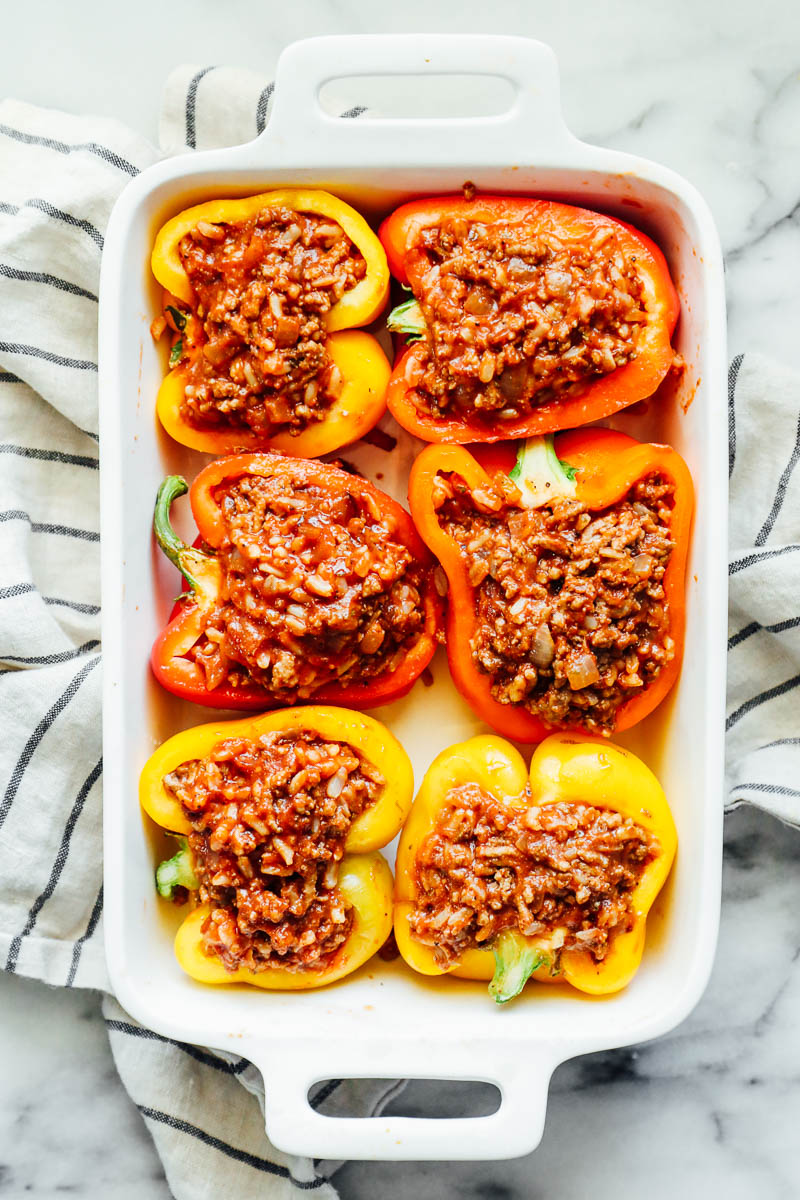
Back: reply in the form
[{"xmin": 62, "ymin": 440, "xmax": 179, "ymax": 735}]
[
  {"xmin": 0, "ymin": 62, "xmax": 799, "ymax": 1200},
  {"xmin": 0, "ymin": 68, "xmax": 401, "ymax": 1200},
  {"xmin": 726, "ymin": 353, "xmax": 800, "ymax": 824}
]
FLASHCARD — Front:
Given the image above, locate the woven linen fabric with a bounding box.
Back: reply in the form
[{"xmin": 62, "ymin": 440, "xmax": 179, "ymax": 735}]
[
  {"xmin": 726, "ymin": 352, "xmax": 800, "ymax": 825},
  {"xmin": 2, "ymin": 61, "xmax": 800, "ymax": 1200}
]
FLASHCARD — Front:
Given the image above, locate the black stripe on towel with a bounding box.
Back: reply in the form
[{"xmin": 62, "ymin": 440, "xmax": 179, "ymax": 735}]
[
  {"xmin": 735, "ymin": 781, "xmax": 800, "ymax": 799},
  {"xmin": 309, "ymin": 1079, "xmax": 344, "ymax": 1109},
  {"xmin": 0, "ymin": 372, "xmax": 21, "ymax": 383},
  {"xmin": 0, "ymin": 444, "xmax": 98, "ymax": 468},
  {"xmin": 185, "ymin": 67, "xmax": 218, "ymax": 149},
  {"xmin": 5, "ymin": 758, "xmax": 103, "ymax": 972},
  {"xmin": 255, "ymin": 82, "xmax": 275, "ymax": 134},
  {"xmin": 727, "ymin": 614, "xmax": 800, "ymax": 650},
  {"xmin": 0, "ymin": 262, "xmax": 97, "ymax": 302},
  {"xmin": 26, "ymin": 198, "xmax": 105, "ymax": 250},
  {"xmin": 44, "ymin": 596, "xmax": 100, "ymax": 615},
  {"xmin": 0, "ymin": 654, "xmax": 100, "ymax": 832},
  {"xmin": 728, "ymin": 353, "xmax": 743, "ymax": 478},
  {"xmin": 2, "ymin": 639, "xmax": 100, "ymax": 667},
  {"xmin": 0, "ymin": 584, "xmax": 99, "ymax": 615},
  {"xmin": 66, "ymin": 883, "xmax": 104, "ymax": 986},
  {"xmin": 0, "ymin": 582, "xmax": 35, "ymax": 601},
  {"xmin": 0, "ymin": 122, "xmax": 138, "ymax": 177},
  {"xmin": 105, "ymin": 1020, "xmax": 250, "ymax": 1076},
  {"xmin": 0, "ymin": 341, "xmax": 97, "ymax": 371},
  {"xmin": 0, "ymin": 198, "xmax": 104, "ymax": 249},
  {"xmin": 341, "ymin": 105, "xmax": 367, "ymax": 118},
  {"xmin": 729, "ymin": 544, "xmax": 800, "ymax": 575},
  {"xmin": 0, "ymin": 510, "xmax": 99, "ymax": 542},
  {"xmin": 754, "ymin": 410, "xmax": 800, "ymax": 546},
  {"xmin": 726, "ymin": 670, "xmax": 800, "ymax": 731},
  {"xmin": 137, "ymin": 1108, "xmax": 327, "ymax": 1187}
]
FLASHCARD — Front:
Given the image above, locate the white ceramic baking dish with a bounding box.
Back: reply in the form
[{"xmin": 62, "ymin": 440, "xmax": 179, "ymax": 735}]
[{"xmin": 99, "ymin": 34, "xmax": 727, "ymax": 1162}]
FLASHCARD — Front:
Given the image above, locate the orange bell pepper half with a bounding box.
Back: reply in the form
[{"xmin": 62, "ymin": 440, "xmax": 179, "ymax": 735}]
[
  {"xmin": 380, "ymin": 194, "xmax": 680, "ymax": 443},
  {"xmin": 395, "ymin": 733, "xmax": 677, "ymax": 1002},
  {"xmin": 151, "ymin": 453, "xmax": 442, "ymax": 711},
  {"xmin": 408, "ymin": 428, "xmax": 693, "ymax": 743},
  {"xmin": 151, "ymin": 188, "xmax": 391, "ymax": 457},
  {"xmin": 141, "ymin": 705, "xmax": 412, "ymax": 991}
]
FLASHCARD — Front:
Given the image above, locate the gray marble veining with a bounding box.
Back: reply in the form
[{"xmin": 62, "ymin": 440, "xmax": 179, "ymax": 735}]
[
  {"xmin": 1, "ymin": 0, "xmax": 800, "ymax": 1196},
  {"xmin": 0, "ymin": 976, "xmax": 170, "ymax": 1198}
]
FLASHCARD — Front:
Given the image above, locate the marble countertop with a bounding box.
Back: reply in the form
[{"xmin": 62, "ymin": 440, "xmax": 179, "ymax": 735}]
[{"xmin": 2, "ymin": 1, "xmax": 800, "ymax": 1196}]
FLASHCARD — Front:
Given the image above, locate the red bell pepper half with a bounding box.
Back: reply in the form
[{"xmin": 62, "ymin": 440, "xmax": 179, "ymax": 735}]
[
  {"xmin": 151, "ymin": 453, "xmax": 442, "ymax": 711},
  {"xmin": 380, "ymin": 194, "xmax": 680, "ymax": 443},
  {"xmin": 408, "ymin": 429, "xmax": 693, "ymax": 742}
]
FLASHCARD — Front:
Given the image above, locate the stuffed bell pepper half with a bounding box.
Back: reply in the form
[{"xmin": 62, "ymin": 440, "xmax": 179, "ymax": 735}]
[
  {"xmin": 151, "ymin": 189, "xmax": 390, "ymax": 456},
  {"xmin": 381, "ymin": 193, "xmax": 680, "ymax": 442},
  {"xmin": 141, "ymin": 706, "xmax": 413, "ymax": 989},
  {"xmin": 152, "ymin": 452, "xmax": 441, "ymax": 710},
  {"xmin": 395, "ymin": 733, "xmax": 677, "ymax": 1002},
  {"xmin": 409, "ymin": 429, "xmax": 693, "ymax": 742}
]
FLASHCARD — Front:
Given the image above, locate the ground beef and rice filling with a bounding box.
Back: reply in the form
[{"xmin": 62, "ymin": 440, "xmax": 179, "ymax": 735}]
[
  {"xmin": 192, "ymin": 472, "xmax": 428, "ymax": 699},
  {"xmin": 408, "ymin": 783, "xmax": 659, "ymax": 968},
  {"xmin": 166, "ymin": 207, "xmax": 366, "ymax": 436},
  {"xmin": 164, "ymin": 731, "xmax": 384, "ymax": 972},
  {"xmin": 408, "ymin": 216, "xmax": 647, "ymax": 423},
  {"xmin": 435, "ymin": 469, "xmax": 675, "ymax": 733}
]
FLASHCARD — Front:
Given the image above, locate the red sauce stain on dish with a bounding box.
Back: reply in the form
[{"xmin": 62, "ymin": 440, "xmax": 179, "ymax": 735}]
[
  {"xmin": 362, "ymin": 427, "xmax": 398, "ymax": 452},
  {"xmin": 377, "ymin": 930, "xmax": 400, "ymax": 961},
  {"xmin": 680, "ymin": 375, "xmax": 700, "ymax": 413},
  {"xmin": 625, "ymin": 399, "xmax": 650, "ymax": 417}
]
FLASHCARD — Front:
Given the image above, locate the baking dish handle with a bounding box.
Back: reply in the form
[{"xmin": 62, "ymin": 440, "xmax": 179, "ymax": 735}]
[
  {"xmin": 259, "ymin": 34, "xmax": 576, "ymax": 163},
  {"xmin": 251, "ymin": 1040, "xmax": 560, "ymax": 1161}
]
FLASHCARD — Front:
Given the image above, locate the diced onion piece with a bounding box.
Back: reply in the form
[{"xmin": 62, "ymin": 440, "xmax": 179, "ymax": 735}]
[
  {"xmin": 566, "ymin": 651, "xmax": 600, "ymax": 690},
  {"xmin": 531, "ymin": 623, "xmax": 555, "ymax": 668}
]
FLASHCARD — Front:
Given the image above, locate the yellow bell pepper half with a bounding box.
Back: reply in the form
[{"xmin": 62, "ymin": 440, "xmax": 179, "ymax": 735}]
[
  {"xmin": 150, "ymin": 188, "xmax": 391, "ymax": 457},
  {"xmin": 174, "ymin": 855, "xmax": 393, "ymax": 992},
  {"xmin": 395, "ymin": 733, "xmax": 677, "ymax": 1003},
  {"xmin": 140, "ymin": 705, "xmax": 413, "ymax": 991}
]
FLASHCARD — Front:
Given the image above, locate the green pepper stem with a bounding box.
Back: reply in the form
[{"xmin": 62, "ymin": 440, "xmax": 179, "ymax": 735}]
[
  {"xmin": 386, "ymin": 297, "xmax": 426, "ymax": 341},
  {"xmin": 155, "ymin": 837, "xmax": 199, "ymax": 899},
  {"xmin": 507, "ymin": 435, "xmax": 578, "ymax": 509},
  {"xmin": 153, "ymin": 475, "xmax": 212, "ymax": 593},
  {"xmin": 489, "ymin": 929, "xmax": 550, "ymax": 1004}
]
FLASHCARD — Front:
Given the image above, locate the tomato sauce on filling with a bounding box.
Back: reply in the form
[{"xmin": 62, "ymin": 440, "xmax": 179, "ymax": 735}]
[
  {"xmin": 168, "ymin": 207, "xmax": 366, "ymax": 436},
  {"xmin": 408, "ymin": 216, "xmax": 647, "ymax": 423},
  {"xmin": 191, "ymin": 472, "xmax": 428, "ymax": 699},
  {"xmin": 163, "ymin": 732, "xmax": 385, "ymax": 972},
  {"xmin": 435, "ymin": 468, "xmax": 675, "ymax": 733},
  {"xmin": 408, "ymin": 783, "xmax": 659, "ymax": 967}
]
